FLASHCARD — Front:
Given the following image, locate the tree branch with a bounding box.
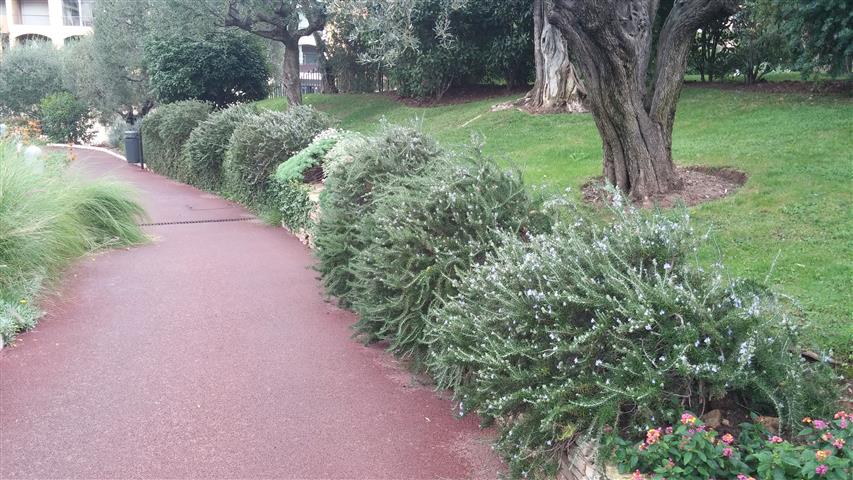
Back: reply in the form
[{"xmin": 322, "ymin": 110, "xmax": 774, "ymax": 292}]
[{"xmin": 648, "ymin": 0, "xmax": 738, "ymax": 126}]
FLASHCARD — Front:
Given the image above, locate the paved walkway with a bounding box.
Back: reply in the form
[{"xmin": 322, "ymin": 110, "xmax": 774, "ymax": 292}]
[{"xmin": 0, "ymin": 148, "xmax": 502, "ymax": 479}]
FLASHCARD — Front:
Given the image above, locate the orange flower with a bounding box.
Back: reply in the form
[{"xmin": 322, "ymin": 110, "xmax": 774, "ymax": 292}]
[{"xmin": 815, "ymin": 449, "xmax": 831, "ymax": 462}]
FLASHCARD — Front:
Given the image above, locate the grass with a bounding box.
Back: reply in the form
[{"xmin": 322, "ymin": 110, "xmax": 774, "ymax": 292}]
[
  {"xmin": 0, "ymin": 142, "xmax": 147, "ymax": 345},
  {"xmin": 257, "ymin": 87, "xmax": 853, "ymax": 359}
]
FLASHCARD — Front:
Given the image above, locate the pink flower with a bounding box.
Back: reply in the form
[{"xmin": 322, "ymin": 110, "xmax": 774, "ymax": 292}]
[
  {"xmin": 737, "ymin": 475, "xmax": 755, "ymax": 480},
  {"xmin": 665, "ymin": 426, "xmax": 673, "ymax": 434},
  {"xmin": 821, "ymin": 432, "xmax": 833, "ymax": 441},
  {"xmin": 646, "ymin": 428, "xmax": 662, "ymax": 445},
  {"xmin": 723, "ymin": 447, "xmax": 733, "ymax": 458},
  {"xmin": 834, "ymin": 411, "xmax": 848, "ymax": 420},
  {"xmin": 680, "ymin": 412, "xmax": 697, "ymax": 425},
  {"xmin": 721, "ymin": 433, "xmax": 735, "ymax": 445},
  {"xmin": 769, "ymin": 436, "xmax": 784, "ymax": 444},
  {"xmin": 841, "ymin": 418, "xmax": 848, "ymax": 429},
  {"xmin": 815, "ymin": 464, "xmax": 828, "ymax": 476},
  {"xmin": 813, "ymin": 419, "xmax": 828, "ymax": 430},
  {"xmin": 833, "ymin": 438, "xmax": 845, "ymax": 449},
  {"xmin": 815, "ymin": 449, "xmax": 831, "ymax": 462},
  {"xmin": 631, "ymin": 470, "xmax": 645, "ymax": 480}
]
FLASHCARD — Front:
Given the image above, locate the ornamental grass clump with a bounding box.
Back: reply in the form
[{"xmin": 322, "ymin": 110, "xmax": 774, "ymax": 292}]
[
  {"xmin": 349, "ymin": 150, "xmax": 551, "ymax": 363},
  {"xmin": 269, "ymin": 129, "xmax": 345, "ymax": 232},
  {"xmin": 0, "ymin": 142, "xmax": 145, "ymax": 344},
  {"xmin": 314, "ymin": 125, "xmax": 441, "ymax": 306},
  {"xmin": 427, "ymin": 193, "xmax": 838, "ymax": 477},
  {"xmin": 223, "ymin": 106, "xmax": 330, "ymax": 207},
  {"xmin": 181, "ymin": 103, "xmax": 259, "ymax": 191},
  {"xmin": 140, "ymin": 100, "xmax": 212, "ymax": 179}
]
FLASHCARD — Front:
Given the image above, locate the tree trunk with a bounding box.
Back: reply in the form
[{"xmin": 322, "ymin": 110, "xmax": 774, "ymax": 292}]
[
  {"xmin": 313, "ymin": 32, "xmax": 337, "ymax": 94},
  {"xmin": 519, "ymin": 0, "xmax": 585, "ymax": 113},
  {"xmin": 282, "ymin": 38, "xmax": 303, "ymax": 106},
  {"xmin": 549, "ymin": 0, "xmax": 738, "ymax": 201}
]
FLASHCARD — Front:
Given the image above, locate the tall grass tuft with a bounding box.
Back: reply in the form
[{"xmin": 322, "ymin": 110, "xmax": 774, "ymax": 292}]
[{"xmin": 0, "ymin": 142, "xmax": 146, "ymax": 344}]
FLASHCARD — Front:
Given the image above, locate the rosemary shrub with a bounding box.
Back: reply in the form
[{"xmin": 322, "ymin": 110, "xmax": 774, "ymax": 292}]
[
  {"xmin": 181, "ymin": 103, "xmax": 259, "ymax": 191},
  {"xmin": 349, "ymin": 149, "xmax": 550, "ymax": 363},
  {"xmin": 222, "ymin": 106, "xmax": 330, "ymax": 207},
  {"xmin": 140, "ymin": 100, "xmax": 212, "ymax": 179},
  {"xmin": 427, "ymin": 193, "xmax": 837, "ymax": 477},
  {"xmin": 314, "ymin": 124, "xmax": 441, "ymax": 306}
]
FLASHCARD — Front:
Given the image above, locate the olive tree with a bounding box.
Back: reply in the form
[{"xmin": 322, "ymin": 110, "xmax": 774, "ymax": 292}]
[
  {"xmin": 192, "ymin": 0, "xmax": 327, "ymax": 106},
  {"xmin": 550, "ymin": 0, "xmax": 739, "ymax": 200},
  {"xmin": 519, "ymin": 0, "xmax": 585, "ymax": 113}
]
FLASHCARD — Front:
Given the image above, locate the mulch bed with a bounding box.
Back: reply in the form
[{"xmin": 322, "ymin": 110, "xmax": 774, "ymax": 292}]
[{"xmin": 582, "ymin": 166, "xmax": 748, "ymax": 208}]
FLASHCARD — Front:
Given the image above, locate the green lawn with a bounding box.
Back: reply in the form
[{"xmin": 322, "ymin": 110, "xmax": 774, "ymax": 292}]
[{"xmin": 258, "ymin": 87, "xmax": 853, "ymax": 359}]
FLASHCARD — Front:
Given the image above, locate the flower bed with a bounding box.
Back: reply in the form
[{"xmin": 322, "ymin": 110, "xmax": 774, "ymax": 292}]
[{"xmin": 605, "ymin": 411, "xmax": 851, "ymax": 479}]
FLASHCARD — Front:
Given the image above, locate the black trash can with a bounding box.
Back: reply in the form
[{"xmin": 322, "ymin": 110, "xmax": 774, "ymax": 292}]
[{"xmin": 125, "ymin": 130, "xmax": 143, "ymax": 165}]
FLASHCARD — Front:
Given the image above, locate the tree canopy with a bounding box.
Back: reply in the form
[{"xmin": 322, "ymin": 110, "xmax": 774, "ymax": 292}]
[
  {"xmin": 0, "ymin": 43, "xmax": 65, "ymax": 115},
  {"xmin": 144, "ymin": 31, "xmax": 271, "ymax": 107}
]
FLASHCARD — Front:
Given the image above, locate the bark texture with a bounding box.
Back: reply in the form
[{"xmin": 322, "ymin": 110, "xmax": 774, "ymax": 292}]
[
  {"xmin": 313, "ymin": 32, "xmax": 337, "ymax": 94},
  {"xmin": 520, "ymin": 0, "xmax": 586, "ymax": 113},
  {"xmin": 549, "ymin": 0, "xmax": 738, "ymax": 200},
  {"xmin": 282, "ymin": 38, "xmax": 304, "ymax": 106}
]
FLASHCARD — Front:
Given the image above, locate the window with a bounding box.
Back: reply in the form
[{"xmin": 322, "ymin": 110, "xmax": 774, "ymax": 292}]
[
  {"xmin": 301, "ymin": 46, "xmax": 319, "ymax": 66},
  {"xmin": 63, "ymin": 0, "xmax": 95, "ymax": 26},
  {"xmin": 19, "ymin": 0, "xmax": 50, "ymax": 26}
]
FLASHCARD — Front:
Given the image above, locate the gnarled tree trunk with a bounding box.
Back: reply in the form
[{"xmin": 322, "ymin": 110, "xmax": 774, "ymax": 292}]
[
  {"xmin": 549, "ymin": 0, "xmax": 738, "ymax": 201},
  {"xmin": 520, "ymin": 0, "xmax": 585, "ymax": 113}
]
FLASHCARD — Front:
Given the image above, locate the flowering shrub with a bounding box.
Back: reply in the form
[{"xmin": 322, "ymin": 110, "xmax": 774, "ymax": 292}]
[
  {"xmin": 607, "ymin": 411, "xmax": 851, "ymax": 480},
  {"xmin": 314, "ymin": 124, "xmax": 441, "ymax": 306},
  {"xmin": 222, "ymin": 106, "xmax": 330, "ymax": 207},
  {"xmin": 426, "ymin": 194, "xmax": 837, "ymax": 477},
  {"xmin": 181, "ymin": 103, "xmax": 259, "ymax": 191},
  {"xmin": 348, "ymin": 150, "xmax": 550, "ymax": 362}
]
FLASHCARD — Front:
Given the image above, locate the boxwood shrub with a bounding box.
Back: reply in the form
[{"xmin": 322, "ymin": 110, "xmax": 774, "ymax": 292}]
[
  {"xmin": 314, "ymin": 125, "xmax": 441, "ymax": 306},
  {"xmin": 181, "ymin": 103, "xmax": 258, "ymax": 191},
  {"xmin": 348, "ymin": 150, "xmax": 551, "ymax": 363},
  {"xmin": 426, "ymin": 194, "xmax": 838, "ymax": 477},
  {"xmin": 141, "ymin": 100, "xmax": 212, "ymax": 179},
  {"xmin": 222, "ymin": 106, "xmax": 330, "ymax": 207}
]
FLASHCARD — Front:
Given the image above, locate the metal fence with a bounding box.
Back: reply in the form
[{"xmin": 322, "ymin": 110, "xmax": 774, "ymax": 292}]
[{"xmin": 269, "ymin": 69, "xmax": 325, "ymax": 97}]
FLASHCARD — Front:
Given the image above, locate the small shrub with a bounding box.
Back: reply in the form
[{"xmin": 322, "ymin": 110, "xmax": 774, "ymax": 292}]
[
  {"xmin": 38, "ymin": 92, "xmax": 93, "ymax": 144},
  {"xmin": 314, "ymin": 125, "xmax": 441, "ymax": 306},
  {"xmin": 426, "ymin": 194, "xmax": 838, "ymax": 477},
  {"xmin": 322, "ymin": 131, "xmax": 368, "ymax": 178},
  {"xmin": 349, "ymin": 150, "xmax": 550, "ymax": 362},
  {"xmin": 181, "ymin": 104, "xmax": 259, "ymax": 191},
  {"xmin": 106, "ymin": 115, "xmax": 128, "ymax": 151},
  {"xmin": 222, "ymin": 106, "xmax": 331, "ymax": 207},
  {"xmin": 0, "ymin": 142, "xmax": 145, "ymax": 345},
  {"xmin": 605, "ymin": 411, "xmax": 852, "ymax": 480},
  {"xmin": 269, "ymin": 129, "xmax": 352, "ymax": 232},
  {"xmin": 141, "ymin": 100, "xmax": 212, "ymax": 179}
]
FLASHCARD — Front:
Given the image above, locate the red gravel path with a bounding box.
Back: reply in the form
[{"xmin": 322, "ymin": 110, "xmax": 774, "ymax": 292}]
[{"xmin": 0, "ymin": 148, "xmax": 503, "ymax": 479}]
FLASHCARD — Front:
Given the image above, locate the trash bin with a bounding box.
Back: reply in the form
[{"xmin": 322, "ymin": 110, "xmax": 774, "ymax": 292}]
[{"xmin": 125, "ymin": 130, "xmax": 143, "ymax": 165}]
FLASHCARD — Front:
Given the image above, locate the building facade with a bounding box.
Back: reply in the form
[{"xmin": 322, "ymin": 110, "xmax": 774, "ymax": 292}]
[{"xmin": 0, "ymin": 0, "xmax": 94, "ymax": 52}]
